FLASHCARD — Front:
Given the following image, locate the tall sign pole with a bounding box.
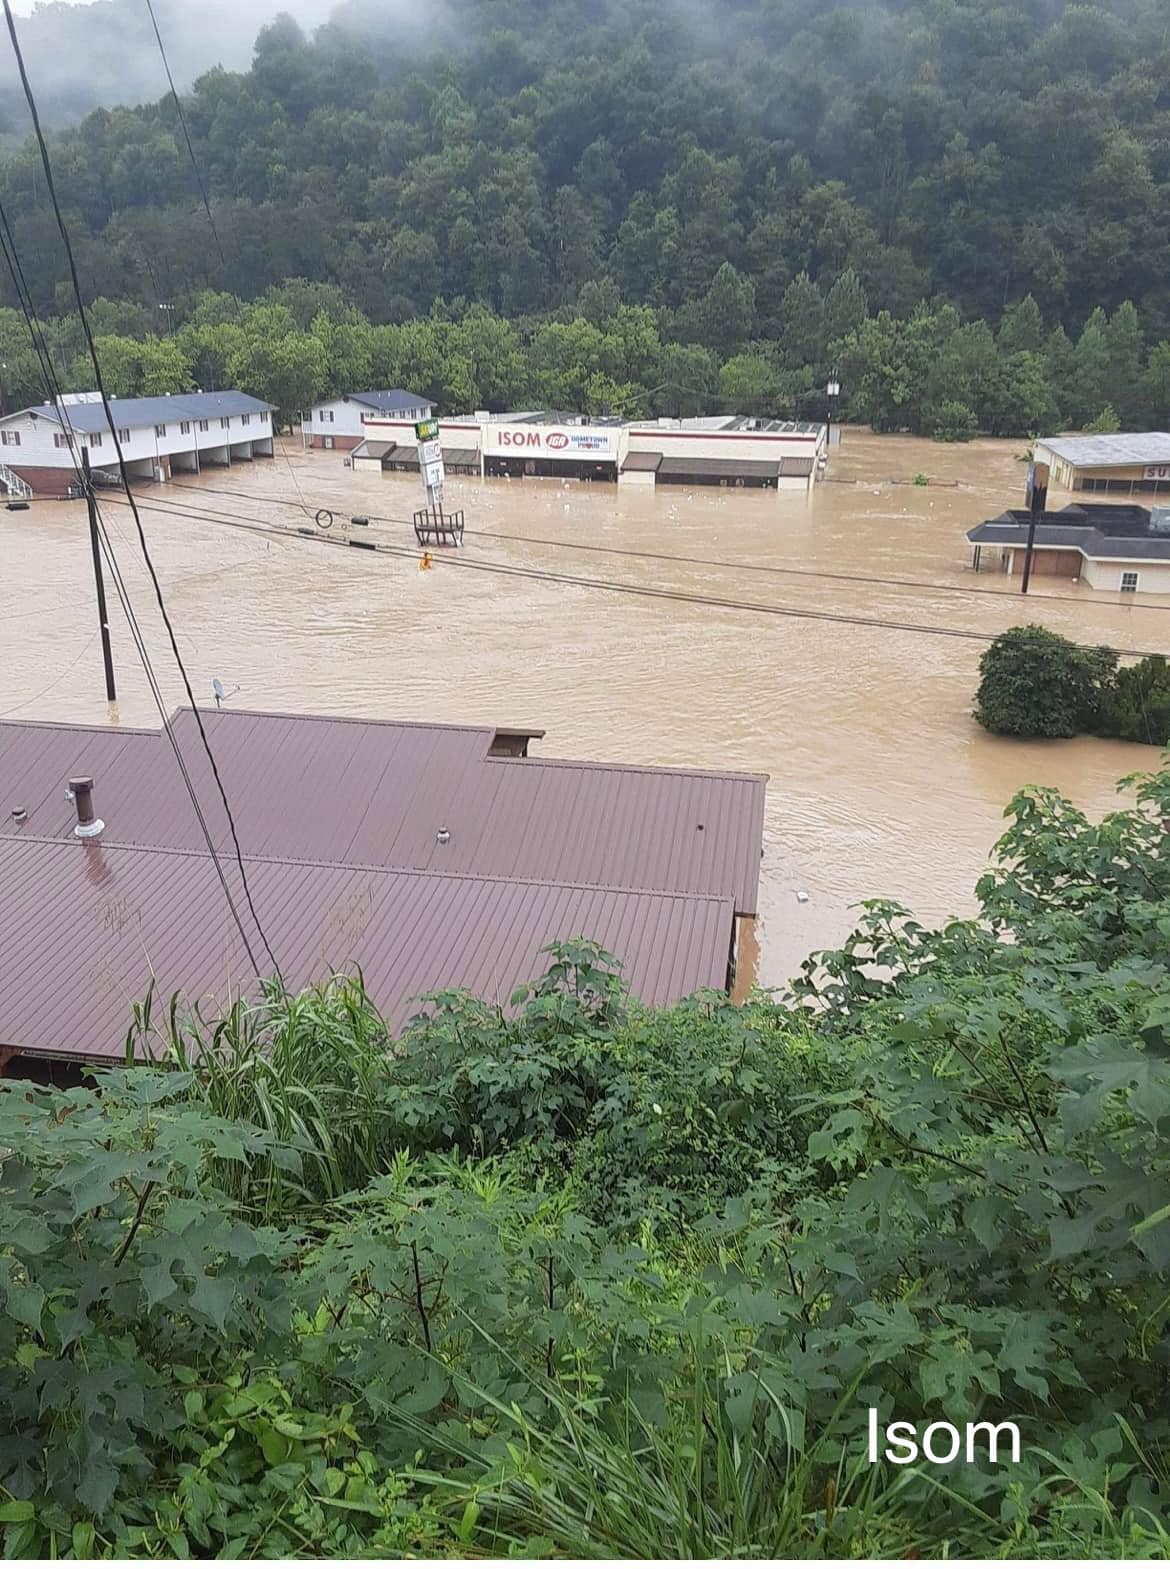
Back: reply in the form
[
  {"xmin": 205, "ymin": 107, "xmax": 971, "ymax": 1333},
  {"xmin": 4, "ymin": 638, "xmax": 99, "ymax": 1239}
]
[
  {"xmin": 415, "ymin": 416, "xmax": 445, "ymax": 523},
  {"xmin": 1020, "ymin": 459, "xmax": 1049, "ymax": 596},
  {"xmin": 82, "ymin": 447, "xmax": 116, "ymax": 701}
]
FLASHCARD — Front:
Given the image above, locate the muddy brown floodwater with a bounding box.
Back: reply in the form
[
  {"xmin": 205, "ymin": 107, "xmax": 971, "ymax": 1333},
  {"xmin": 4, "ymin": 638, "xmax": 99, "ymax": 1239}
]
[{"xmin": 3, "ymin": 428, "xmax": 1167, "ymax": 988}]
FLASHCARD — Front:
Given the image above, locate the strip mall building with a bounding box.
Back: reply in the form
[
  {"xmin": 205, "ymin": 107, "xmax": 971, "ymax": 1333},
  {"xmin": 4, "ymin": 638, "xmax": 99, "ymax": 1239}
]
[{"xmin": 350, "ymin": 411, "xmax": 828, "ymax": 495}]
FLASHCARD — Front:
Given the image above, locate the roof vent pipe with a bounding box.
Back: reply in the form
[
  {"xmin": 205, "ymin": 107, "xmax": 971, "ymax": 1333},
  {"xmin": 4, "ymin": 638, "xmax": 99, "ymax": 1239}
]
[
  {"xmin": 436, "ymin": 826, "xmax": 451, "ymax": 846},
  {"xmin": 68, "ymin": 776, "xmax": 104, "ymax": 839}
]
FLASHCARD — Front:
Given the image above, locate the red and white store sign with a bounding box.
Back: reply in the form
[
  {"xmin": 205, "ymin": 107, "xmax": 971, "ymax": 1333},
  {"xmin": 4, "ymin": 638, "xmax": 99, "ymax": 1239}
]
[{"xmin": 486, "ymin": 427, "xmax": 616, "ymax": 457}]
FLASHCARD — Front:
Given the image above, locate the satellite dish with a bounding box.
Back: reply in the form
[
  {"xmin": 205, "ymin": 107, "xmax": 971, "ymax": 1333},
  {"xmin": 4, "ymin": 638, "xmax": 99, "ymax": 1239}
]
[{"xmin": 212, "ymin": 678, "xmax": 225, "ymax": 700}]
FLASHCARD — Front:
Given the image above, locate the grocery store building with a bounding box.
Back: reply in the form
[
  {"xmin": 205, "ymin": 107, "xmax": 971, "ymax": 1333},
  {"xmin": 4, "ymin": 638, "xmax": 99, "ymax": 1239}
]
[{"xmin": 347, "ymin": 411, "xmax": 827, "ymax": 496}]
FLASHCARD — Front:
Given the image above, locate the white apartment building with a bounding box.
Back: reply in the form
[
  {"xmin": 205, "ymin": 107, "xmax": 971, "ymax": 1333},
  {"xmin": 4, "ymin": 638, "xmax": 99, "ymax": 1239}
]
[
  {"xmin": 301, "ymin": 389, "xmax": 433, "ymax": 451},
  {"xmin": 0, "ymin": 391, "xmax": 275, "ymax": 498}
]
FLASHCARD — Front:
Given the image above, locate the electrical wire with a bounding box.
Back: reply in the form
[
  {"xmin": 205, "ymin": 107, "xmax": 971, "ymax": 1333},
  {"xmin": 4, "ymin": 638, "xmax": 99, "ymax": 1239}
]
[
  {"xmin": 144, "ymin": 0, "xmax": 222, "ymax": 266},
  {"xmin": 97, "ymin": 487, "xmax": 1170, "ymax": 660},
  {"xmin": 141, "ymin": 0, "xmax": 313, "ymax": 523},
  {"xmin": 166, "ymin": 474, "xmax": 1170, "ymax": 618},
  {"xmin": 2, "ymin": 0, "xmax": 284, "ymax": 984},
  {"xmin": 0, "ymin": 203, "xmax": 273, "ymax": 985}
]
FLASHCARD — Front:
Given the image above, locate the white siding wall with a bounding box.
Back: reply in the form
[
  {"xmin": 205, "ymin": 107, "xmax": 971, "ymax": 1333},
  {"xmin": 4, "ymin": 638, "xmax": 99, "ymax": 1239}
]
[
  {"xmin": 626, "ymin": 427, "xmax": 826, "ymax": 465},
  {"xmin": 302, "ymin": 398, "xmax": 432, "ymax": 440},
  {"xmin": 1081, "ymin": 558, "xmax": 1170, "ymax": 593},
  {"xmin": 0, "ymin": 408, "xmax": 271, "ymax": 470}
]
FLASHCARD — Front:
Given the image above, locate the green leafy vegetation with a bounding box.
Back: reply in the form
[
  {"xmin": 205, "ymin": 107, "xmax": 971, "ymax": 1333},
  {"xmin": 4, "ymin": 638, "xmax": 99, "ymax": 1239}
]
[
  {"xmin": 5, "ymin": 767, "xmax": 1170, "ymax": 1555},
  {"xmin": 2, "ymin": 0, "xmax": 1170, "ymax": 433},
  {"xmin": 976, "ymin": 626, "xmax": 1170, "ymax": 745}
]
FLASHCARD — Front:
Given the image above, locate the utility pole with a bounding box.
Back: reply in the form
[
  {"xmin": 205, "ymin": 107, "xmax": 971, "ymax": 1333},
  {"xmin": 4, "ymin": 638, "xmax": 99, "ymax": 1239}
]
[
  {"xmin": 82, "ymin": 447, "xmax": 116, "ymax": 701},
  {"xmin": 1020, "ymin": 459, "xmax": 1049, "ymax": 596}
]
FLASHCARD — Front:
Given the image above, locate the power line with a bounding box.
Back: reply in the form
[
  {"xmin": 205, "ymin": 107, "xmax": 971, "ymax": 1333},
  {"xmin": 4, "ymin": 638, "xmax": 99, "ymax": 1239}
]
[
  {"xmin": 98, "ymin": 487, "xmax": 1170, "ymax": 660},
  {"xmin": 141, "ymin": 0, "xmax": 314, "ymax": 523},
  {"xmin": 2, "ymin": 0, "xmax": 284, "ymax": 985},
  {"xmin": 0, "ymin": 204, "xmax": 273, "ymax": 985},
  {"xmin": 144, "ymin": 0, "xmax": 224, "ymax": 268},
  {"xmin": 166, "ymin": 475, "xmax": 1170, "ymax": 621}
]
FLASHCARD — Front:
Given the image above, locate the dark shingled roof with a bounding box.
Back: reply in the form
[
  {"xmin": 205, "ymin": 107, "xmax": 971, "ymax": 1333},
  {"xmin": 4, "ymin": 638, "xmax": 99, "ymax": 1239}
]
[
  {"xmin": 351, "ymin": 440, "xmax": 395, "ymax": 461},
  {"xmin": 347, "ymin": 389, "xmax": 431, "ymax": 413},
  {"xmin": 0, "ymin": 710, "xmax": 766, "ymax": 1060},
  {"xmin": 967, "ymin": 502, "xmax": 1170, "ymax": 561},
  {"xmin": 622, "ymin": 451, "xmax": 662, "ymax": 472}
]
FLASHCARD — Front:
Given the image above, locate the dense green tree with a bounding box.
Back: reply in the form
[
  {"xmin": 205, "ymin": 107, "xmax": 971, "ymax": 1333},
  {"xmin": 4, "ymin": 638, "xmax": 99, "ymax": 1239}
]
[
  {"xmin": 997, "ymin": 295, "xmax": 1045, "ymax": 355},
  {"xmin": 1071, "ymin": 308, "xmax": 1112, "ymax": 428},
  {"xmin": 681, "ymin": 262, "xmax": 756, "ymax": 355},
  {"xmin": 718, "ymin": 353, "xmax": 788, "ymax": 417},
  {"xmin": 87, "ymin": 334, "xmax": 139, "ymax": 398},
  {"xmin": 979, "ymin": 351, "xmax": 1060, "ymax": 438},
  {"xmin": 974, "ymin": 625, "xmax": 1116, "ymax": 739},
  {"xmin": 1101, "ymin": 301, "xmax": 1144, "ymax": 427},
  {"xmin": 1084, "ymin": 404, "xmax": 1121, "ymax": 434},
  {"xmin": 226, "ymin": 325, "xmax": 326, "ymax": 427},
  {"xmin": 137, "ymin": 336, "xmax": 193, "ymax": 396},
  {"xmin": 654, "ymin": 343, "xmax": 718, "ymax": 417},
  {"xmin": 823, "ymin": 269, "xmax": 869, "ymax": 351},
  {"xmin": 932, "ymin": 400, "xmax": 978, "ymax": 443},
  {"xmin": 1143, "ymin": 342, "xmax": 1170, "ymax": 427},
  {"xmin": 776, "ymin": 272, "xmax": 825, "ymax": 370},
  {"xmin": 1098, "ymin": 656, "xmax": 1170, "ymax": 745}
]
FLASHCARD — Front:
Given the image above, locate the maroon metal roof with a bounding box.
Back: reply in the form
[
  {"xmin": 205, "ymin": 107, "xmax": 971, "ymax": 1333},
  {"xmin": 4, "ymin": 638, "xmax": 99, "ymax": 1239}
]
[
  {"xmin": 0, "ymin": 709, "xmax": 765, "ymax": 913},
  {"xmin": 0, "ymin": 837, "xmax": 733, "ymax": 1061},
  {"xmin": 0, "ymin": 709, "xmax": 766, "ymax": 1061}
]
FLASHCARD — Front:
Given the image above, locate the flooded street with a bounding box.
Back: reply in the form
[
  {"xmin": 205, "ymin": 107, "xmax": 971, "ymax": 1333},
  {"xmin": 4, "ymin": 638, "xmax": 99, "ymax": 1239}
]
[{"xmin": 3, "ymin": 429, "xmax": 1166, "ymax": 988}]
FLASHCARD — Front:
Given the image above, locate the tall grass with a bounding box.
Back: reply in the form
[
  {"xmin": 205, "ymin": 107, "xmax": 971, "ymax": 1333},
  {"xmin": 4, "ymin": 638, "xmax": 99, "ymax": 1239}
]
[
  {"xmin": 127, "ymin": 975, "xmax": 398, "ymax": 1218},
  {"xmin": 398, "ymin": 1358, "xmax": 1170, "ymax": 1559},
  {"xmin": 397, "ymin": 1349, "xmax": 957, "ymax": 1558}
]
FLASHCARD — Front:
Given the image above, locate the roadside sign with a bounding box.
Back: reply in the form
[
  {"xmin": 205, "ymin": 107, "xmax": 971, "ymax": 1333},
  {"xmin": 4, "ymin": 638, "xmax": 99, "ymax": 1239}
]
[
  {"xmin": 415, "ymin": 418, "xmax": 439, "ymax": 441},
  {"xmin": 419, "ymin": 439, "xmax": 442, "ymax": 464},
  {"xmin": 423, "ymin": 458, "xmax": 445, "ymax": 490}
]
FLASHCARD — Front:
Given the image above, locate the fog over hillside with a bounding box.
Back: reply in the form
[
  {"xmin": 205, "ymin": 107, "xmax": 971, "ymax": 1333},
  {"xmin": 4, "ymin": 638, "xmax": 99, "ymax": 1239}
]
[{"xmin": 0, "ymin": 0, "xmax": 351, "ymax": 131}]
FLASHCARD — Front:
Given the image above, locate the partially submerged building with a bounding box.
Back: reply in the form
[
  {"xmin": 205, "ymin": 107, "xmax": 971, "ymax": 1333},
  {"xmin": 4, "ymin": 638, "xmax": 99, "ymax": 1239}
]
[
  {"xmin": 0, "ymin": 709, "xmax": 767, "ymax": 1073},
  {"xmin": 301, "ymin": 389, "xmax": 433, "ymax": 451},
  {"xmin": 0, "ymin": 392, "xmax": 275, "ymax": 499},
  {"xmin": 967, "ymin": 502, "xmax": 1170, "ymax": 592},
  {"xmin": 347, "ymin": 411, "xmax": 827, "ymax": 496},
  {"xmin": 1034, "ymin": 433, "xmax": 1170, "ymax": 495}
]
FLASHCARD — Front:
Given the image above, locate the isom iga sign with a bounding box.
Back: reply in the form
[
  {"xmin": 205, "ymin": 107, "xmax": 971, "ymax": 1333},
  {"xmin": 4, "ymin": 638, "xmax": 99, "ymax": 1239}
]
[{"xmin": 488, "ymin": 426, "xmax": 615, "ymax": 457}]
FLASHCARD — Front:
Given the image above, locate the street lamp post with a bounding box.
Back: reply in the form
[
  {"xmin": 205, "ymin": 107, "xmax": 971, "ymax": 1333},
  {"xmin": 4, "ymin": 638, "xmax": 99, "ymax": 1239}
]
[
  {"xmin": 158, "ymin": 302, "xmax": 175, "ymax": 334},
  {"xmin": 825, "ymin": 368, "xmax": 841, "ymax": 453}
]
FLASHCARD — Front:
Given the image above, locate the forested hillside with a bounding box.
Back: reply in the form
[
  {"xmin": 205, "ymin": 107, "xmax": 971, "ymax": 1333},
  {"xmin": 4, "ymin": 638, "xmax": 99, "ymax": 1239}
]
[{"xmin": 2, "ymin": 0, "xmax": 1170, "ymax": 432}]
